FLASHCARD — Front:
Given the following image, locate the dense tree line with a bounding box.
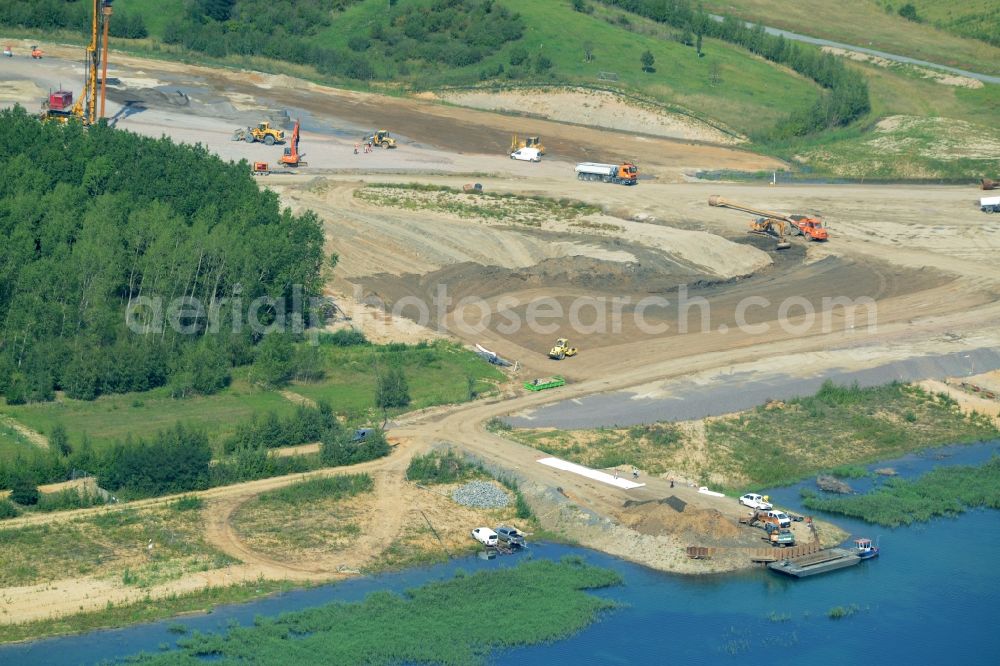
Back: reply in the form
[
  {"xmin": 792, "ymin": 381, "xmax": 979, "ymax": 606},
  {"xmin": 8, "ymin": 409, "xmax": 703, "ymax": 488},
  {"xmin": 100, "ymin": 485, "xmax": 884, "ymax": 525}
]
[
  {"xmin": 98, "ymin": 424, "xmax": 212, "ymax": 496},
  {"xmin": 599, "ymin": 0, "xmax": 870, "ymax": 135},
  {"xmin": 162, "ymin": 0, "xmax": 523, "ymax": 81},
  {"xmin": 0, "ymin": 414, "xmax": 391, "ymax": 504},
  {"xmin": 222, "ymin": 402, "xmax": 336, "ymax": 453},
  {"xmin": 0, "ymin": 0, "xmax": 147, "ymax": 40},
  {"xmin": 0, "ymin": 108, "xmax": 325, "ymax": 403}
]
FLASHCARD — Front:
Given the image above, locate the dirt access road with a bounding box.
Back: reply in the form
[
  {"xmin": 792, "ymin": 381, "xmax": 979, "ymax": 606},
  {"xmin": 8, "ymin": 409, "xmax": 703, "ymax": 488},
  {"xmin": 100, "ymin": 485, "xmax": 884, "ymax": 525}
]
[{"xmin": 2, "ymin": 45, "xmax": 1000, "ymax": 625}]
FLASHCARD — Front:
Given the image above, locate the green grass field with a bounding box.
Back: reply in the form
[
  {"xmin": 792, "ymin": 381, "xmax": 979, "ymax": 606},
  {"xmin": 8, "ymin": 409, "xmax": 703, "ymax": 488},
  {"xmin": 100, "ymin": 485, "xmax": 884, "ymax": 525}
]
[
  {"xmin": 2, "ymin": 380, "xmax": 299, "ymax": 458},
  {"xmin": 83, "ymin": 0, "xmax": 819, "ymax": 137},
  {"xmin": 289, "ymin": 341, "xmax": 504, "ymax": 418},
  {"xmin": 701, "ymin": 0, "xmax": 1000, "ymax": 75},
  {"xmin": 762, "ymin": 57, "xmax": 1000, "ymax": 179},
  {"xmin": 0, "ymin": 342, "xmax": 504, "ymax": 460},
  {"xmin": 0, "ymin": 419, "xmax": 40, "ymax": 463},
  {"xmin": 887, "ymin": 0, "xmax": 1000, "ymax": 49}
]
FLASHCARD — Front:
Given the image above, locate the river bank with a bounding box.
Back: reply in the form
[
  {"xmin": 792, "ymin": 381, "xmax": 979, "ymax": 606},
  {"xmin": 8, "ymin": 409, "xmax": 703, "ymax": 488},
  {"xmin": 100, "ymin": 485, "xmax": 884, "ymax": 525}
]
[{"xmin": 5, "ymin": 441, "xmax": 998, "ymax": 665}]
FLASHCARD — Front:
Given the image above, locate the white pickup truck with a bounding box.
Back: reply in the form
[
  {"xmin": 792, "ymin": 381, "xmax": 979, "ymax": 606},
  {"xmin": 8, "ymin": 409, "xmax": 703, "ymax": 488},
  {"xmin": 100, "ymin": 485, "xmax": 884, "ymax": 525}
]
[
  {"xmin": 981, "ymin": 196, "xmax": 1000, "ymax": 213},
  {"xmin": 739, "ymin": 493, "xmax": 773, "ymax": 511}
]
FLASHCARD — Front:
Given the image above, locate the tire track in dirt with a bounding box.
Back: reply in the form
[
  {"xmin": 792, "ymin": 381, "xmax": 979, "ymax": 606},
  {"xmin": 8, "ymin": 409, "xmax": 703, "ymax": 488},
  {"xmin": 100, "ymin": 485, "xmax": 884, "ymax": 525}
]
[{"xmin": 0, "ymin": 415, "xmax": 49, "ymax": 450}]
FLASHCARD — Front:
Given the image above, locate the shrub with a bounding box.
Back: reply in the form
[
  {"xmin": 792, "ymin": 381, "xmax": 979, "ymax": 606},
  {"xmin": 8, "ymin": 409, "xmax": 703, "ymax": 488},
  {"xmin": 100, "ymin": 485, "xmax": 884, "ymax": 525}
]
[
  {"xmin": 486, "ymin": 417, "xmax": 512, "ymax": 433},
  {"xmin": 49, "ymin": 424, "xmax": 71, "ymax": 456},
  {"xmin": 898, "ymin": 3, "xmax": 920, "ymax": 22},
  {"xmin": 318, "ymin": 329, "xmax": 368, "ymax": 347},
  {"xmin": 320, "ymin": 427, "xmax": 390, "ymax": 467},
  {"xmin": 97, "ymin": 424, "xmax": 212, "ymax": 497},
  {"xmin": 253, "ymin": 334, "xmax": 295, "ymax": 388},
  {"xmin": 172, "ymin": 496, "xmax": 204, "ymax": 512},
  {"xmin": 347, "ymin": 35, "xmax": 371, "ymax": 52},
  {"xmin": 376, "ymin": 366, "xmax": 411, "ymax": 409},
  {"xmin": 0, "ymin": 499, "xmax": 20, "ymax": 519},
  {"xmin": 10, "ymin": 476, "xmax": 40, "ymax": 506},
  {"xmin": 406, "ymin": 450, "xmax": 478, "ymax": 484},
  {"xmin": 222, "ymin": 404, "xmax": 335, "ymax": 453}
]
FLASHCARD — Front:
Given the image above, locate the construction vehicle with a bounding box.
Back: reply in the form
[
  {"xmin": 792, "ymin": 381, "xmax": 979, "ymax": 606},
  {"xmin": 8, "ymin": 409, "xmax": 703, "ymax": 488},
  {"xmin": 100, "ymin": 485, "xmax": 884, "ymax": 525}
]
[
  {"xmin": 40, "ymin": 1, "xmax": 114, "ymax": 125},
  {"xmin": 748, "ymin": 217, "xmax": 791, "ymax": 250},
  {"xmin": 575, "ymin": 162, "xmax": 639, "ymax": 186},
  {"xmin": 364, "ymin": 130, "xmax": 397, "ymax": 149},
  {"xmin": 511, "ymin": 147, "xmax": 541, "ymax": 162},
  {"xmin": 548, "ymin": 338, "xmax": 578, "ymax": 360},
  {"xmin": 708, "ymin": 195, "xmax": 828, "ymax": 244},
  {"xmin": 3, "ymin": 45, "xmax": 12, "ymax": 58},
  {"xmin": 252, "ymin": 162, "xmax": 270, "ymax": 176},
  {"xmin": 279, "ymin": 120, "xmax": 306, "ymax": 167},
  {"xmin": 510, "ymin": 134, "xmax": 545, "ymax": 155},
  {"xmin": 982, "ymin": 178, "xmax": 998, "ymax": 191},
  {"xmin": 765, "ymin": 524, "xmax": 796, "ymax": 547},
  {"xmin": 232, "ymin": 122, "xmax": 285, "ymax": 145},
  {"xmin": 524, "ymin": 376, "xmax": 566, "ymax": 391},
  {"xmin": 982, "ymin": 196, "xmax": 1000, "ymax": 213}
]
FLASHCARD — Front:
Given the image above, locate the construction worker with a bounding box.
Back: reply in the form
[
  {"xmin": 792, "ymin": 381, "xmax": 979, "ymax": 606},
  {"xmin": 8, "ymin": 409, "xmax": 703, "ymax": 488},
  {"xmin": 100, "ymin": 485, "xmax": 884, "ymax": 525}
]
[{"xmin": 354, "ymin": 143, "xmax": 359, "ymax": 155}]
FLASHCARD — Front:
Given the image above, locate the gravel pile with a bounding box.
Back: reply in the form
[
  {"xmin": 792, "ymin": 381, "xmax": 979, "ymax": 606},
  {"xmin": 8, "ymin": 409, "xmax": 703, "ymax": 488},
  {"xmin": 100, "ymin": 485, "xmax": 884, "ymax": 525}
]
[{"xmin": 451, "ymin": 481, "xmax": 510, "ymax": 509}]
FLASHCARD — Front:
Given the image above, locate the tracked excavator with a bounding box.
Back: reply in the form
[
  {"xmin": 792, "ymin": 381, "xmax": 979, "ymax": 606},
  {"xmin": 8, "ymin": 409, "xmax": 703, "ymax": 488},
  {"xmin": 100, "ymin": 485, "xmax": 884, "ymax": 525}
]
[
  {"xmin": 279, "ymin": 119, "xmax": 306, "ymax": 167},
  {"xmin": 708, "ymin": 196, "xmax": 828, "ymax": 249}
]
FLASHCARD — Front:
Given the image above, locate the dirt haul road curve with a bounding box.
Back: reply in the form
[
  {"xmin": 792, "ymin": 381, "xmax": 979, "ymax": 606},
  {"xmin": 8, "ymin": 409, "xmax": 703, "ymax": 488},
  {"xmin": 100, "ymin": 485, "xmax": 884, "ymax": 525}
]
[{"xmin": 3, "ymin": 46, "xmax": 1000, "ymax": 625}]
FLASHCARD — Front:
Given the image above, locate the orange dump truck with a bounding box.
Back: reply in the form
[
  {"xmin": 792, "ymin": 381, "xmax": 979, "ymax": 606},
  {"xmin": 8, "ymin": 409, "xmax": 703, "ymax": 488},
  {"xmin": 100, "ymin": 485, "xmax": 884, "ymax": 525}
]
[{"xmin": 575, "ymin": 162, "xmax": 638, "ymax": 186}]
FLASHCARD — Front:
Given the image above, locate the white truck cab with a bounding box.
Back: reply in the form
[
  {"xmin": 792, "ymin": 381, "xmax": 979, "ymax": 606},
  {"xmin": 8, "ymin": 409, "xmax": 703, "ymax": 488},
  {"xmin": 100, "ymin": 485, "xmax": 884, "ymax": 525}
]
[{"xmin": 510, "ymin": 147, "xmax": 541, "ymax": 162}]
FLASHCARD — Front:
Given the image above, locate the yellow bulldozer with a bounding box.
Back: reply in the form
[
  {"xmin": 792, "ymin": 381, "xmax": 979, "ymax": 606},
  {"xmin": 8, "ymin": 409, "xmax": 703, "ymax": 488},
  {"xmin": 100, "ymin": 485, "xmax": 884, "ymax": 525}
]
[
  {"xmin": 548, "ymin": 338, "xmax": 578, "ymax": 360},
  {"xmin": 510, "ymin": 134, "xmax": 544, "ymax": 155},
  {"xmin": 365, "ymin": 130, "xmax": 397, "ymax": 148},
  {"xmin": 233, "ymin": 122, "xmax": 285, "ymax": 145}
]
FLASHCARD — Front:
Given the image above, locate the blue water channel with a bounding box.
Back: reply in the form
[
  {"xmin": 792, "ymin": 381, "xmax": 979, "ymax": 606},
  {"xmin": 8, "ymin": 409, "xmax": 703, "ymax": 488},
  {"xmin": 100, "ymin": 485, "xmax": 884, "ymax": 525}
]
[{"xmin": 5, "ymin": 440, "xmax": 999, "ymax": 665}]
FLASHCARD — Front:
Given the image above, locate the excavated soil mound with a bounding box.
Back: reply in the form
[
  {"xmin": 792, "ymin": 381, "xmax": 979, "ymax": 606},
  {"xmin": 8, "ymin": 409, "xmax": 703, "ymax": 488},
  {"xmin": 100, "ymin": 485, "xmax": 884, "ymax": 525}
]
[
  {"xmin": 359, "ymin": 254, "xmax": 711, "ymax": 309},
  {"xmin": 619, "ymin": 501, "xmax": 742, "ymax": 543}
]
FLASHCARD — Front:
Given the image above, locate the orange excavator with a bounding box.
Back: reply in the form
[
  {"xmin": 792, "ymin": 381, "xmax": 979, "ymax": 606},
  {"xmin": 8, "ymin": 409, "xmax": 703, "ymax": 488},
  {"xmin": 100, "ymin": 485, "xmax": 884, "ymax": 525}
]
[
  {"xmin": 279, "ymin": 119, "xmax": 306, "ymax": 167},
  {"xmin": 708, "ymin": 196, "xmax": 828, "ymax": 248}
]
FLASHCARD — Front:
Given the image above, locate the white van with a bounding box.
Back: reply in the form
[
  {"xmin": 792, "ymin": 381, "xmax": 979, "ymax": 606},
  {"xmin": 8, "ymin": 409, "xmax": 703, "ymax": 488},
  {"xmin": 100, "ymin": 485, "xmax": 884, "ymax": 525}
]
[
  {"xmin": 471, "ymin": 527, "xmax": 498, "ymax": 547},
  {"xmin": 510, "ymin": 147, "xmax": 541, "ymax": 162}
]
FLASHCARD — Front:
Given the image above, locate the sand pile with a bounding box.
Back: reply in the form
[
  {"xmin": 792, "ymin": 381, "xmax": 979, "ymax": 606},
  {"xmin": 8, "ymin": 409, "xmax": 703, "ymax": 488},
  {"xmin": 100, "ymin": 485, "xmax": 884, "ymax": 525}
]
[{"xmin": 620, "ymin": 501, "xmax": 741, "ymax": 542}]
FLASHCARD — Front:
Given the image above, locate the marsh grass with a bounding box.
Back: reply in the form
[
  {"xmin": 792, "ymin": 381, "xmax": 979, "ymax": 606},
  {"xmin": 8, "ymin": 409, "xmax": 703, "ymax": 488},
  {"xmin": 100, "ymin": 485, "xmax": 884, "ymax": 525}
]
[
  {"xmin": 125, "ymin": 559, "xmax": 621, "ymax": 665},
  {"xmin": 827, "ymin": 603, "xmax": 862, "ymax": 619},
  {"xmin": 802, "ymin": 456, "xmax": 1000, "ymax": 527}
]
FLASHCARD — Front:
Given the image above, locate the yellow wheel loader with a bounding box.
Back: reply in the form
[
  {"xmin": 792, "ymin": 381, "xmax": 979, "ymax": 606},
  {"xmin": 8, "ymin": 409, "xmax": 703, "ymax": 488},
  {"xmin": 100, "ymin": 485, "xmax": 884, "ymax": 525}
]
[{"xmin": 233, "ymin": 122, "xmax": 285, "ymax": 145}]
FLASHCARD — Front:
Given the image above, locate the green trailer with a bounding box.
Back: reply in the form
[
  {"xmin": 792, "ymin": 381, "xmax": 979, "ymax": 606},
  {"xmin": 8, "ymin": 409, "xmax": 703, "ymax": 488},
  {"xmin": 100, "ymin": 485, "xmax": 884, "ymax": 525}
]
[{"xmin": 524, "ymin": 376, "xmax": 565, "ymax": 391}]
